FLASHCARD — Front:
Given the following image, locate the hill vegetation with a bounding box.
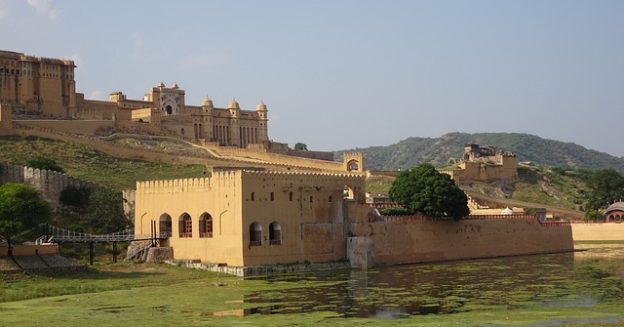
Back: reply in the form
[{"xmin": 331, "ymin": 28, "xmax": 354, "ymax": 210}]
[
  {"xmin": 339, "ymin": 132, "xmax": 624, "ymax": 172},
  {"xmin": 0, "ymin": 135, "xmax": 208, "ymax": 190},
  {"xmin": 367, "ymin": 166, "xmax": 590, "ymax": 212}
]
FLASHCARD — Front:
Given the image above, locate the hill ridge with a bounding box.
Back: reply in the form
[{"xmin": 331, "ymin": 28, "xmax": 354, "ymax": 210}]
[{"xmin": 337, "ymin": 132, "xmax": 624, "ymax": 172}]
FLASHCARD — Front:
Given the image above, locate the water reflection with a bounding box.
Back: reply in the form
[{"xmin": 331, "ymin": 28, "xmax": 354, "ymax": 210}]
[{"xmin": 233, "ymin": 244, "xmax": 624, "ymax": 318}]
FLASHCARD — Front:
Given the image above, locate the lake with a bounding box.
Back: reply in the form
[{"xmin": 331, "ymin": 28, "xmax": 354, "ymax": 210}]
[{"xmin": 1, "ymin": 242, "xmax": 623, "ymax": 326}]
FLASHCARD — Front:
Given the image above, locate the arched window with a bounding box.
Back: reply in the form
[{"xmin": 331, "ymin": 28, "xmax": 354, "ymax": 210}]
[
  {"xmin": 249, "ymin": 222, "xmax": 262, "ymax": 246},
  {"xmin": 344, "ymin": 186, "xmax": 355, "ymax": 200},
  {"xmin": 289, "ymin": 192, "xmax": 293, "ymax": 201},
  {"xmin": 159, "ymin": 213, "xmax": 172, "ymax": 237},
  {"xmin": 270, "ymin": 192, "xmax": 274, "ymax": 201},
  {"xmin": 309, "ymin": 196, "xmax": 313, "ymax": 203},
  {"xmin": 199, "ymin": 213, "xmax": 213, "ymax": 238},
  {"xmin": 165, "ymin": 105, "xmax": 172, "ymax": 115},
  {"xmin": 251, "ymin": 192, "xmax": 255, "ymax": 201},
  {"xmin": 347, "ymin": 160, "xmax": 359, "ymax": 172},
  {"xmin": 179, "ymin": 213, "xmax": 192, "ymax": 238},
  {"xmin": 269, "ymin": 222, "xmax": 282, "ymax": 245}
]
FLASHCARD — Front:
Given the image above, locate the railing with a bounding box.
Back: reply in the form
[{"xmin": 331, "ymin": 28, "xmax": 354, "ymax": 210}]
[
  {"xmin": 249, "ymin": 240, "xmax": 262, "ymax": 247},
  {"xmin": 179, "ymin": 232, "xmax": 192, "ymax": 238},
  {"xmin": 199, "ymin": 232, "xmax": 213, "ymax": 238},
  {"xmin": 269, "ymin": 240, "xmax": 281, "ymax": 246},
  {"xmin": 38, "ymin": 225, "xmax": 170, "ymax": 243}
]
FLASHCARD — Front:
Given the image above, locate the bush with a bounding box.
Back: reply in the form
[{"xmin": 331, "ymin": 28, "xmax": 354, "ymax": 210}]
[
  {"xmin": 84, "ymin": 188, "xmax": 131, "ymax": 234},
  {"xmin": 26, "ymin": 156, "xmax": 64, "ymax": 173},
  {"xmin": 59, "ymin": 185, "xmax": 92, "ymax": 209}
]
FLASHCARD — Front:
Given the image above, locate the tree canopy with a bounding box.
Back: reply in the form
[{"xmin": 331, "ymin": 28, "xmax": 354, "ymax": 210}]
[
  {"xmin": 388, "ymin": 164, "xmax": 469, "ymax": 220},
  {"xmin": 84, "ymin": 188, "xmax": 131, "ymax": 234},
  {"xmin": 26, "ymin": 156, "xmax": 64, "ymax": 173},
  {"xmin": 582, "ymin": 168, "xmax": 624, "ymax": 219},
  {"xmin": 59, "ymin": 185, "xmax": 92, "ymax": 210},
  {"xmin": 0, "ymin": 183, "xmax": 51, "ymax": 255},
  {"xmin": 294, "ymin": 143, "xmax": 308, "ymax": 151}
]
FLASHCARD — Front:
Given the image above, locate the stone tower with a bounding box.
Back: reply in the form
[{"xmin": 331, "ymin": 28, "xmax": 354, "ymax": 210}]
[{"xmin": 343, "ymin": 152, "xmax": 365, "ymax": 173}]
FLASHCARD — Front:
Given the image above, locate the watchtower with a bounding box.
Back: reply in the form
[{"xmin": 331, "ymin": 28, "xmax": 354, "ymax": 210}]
[{"xmin": 343, "ymin": 152, "xmax": 365, "ymax": 173}]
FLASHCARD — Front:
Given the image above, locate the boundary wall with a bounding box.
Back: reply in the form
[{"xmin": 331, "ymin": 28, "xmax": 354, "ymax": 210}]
[
  {"xmin": 202, "ymin": 144, "xmax": 344, "ymax": 172},
  {"xmin": 0, "ymin": 244, "xmax": 59, "ymax": 257},
  {"xmin": 571, "ymin": 222, "xmax": 624, "ymax": 241},
  {"xmin": 348, "ymin": 214, "xmax": 574, "ymax": 268},
  {"xmin": 17, "ymin": 120, "xmax": 114, "ymax": 135}
]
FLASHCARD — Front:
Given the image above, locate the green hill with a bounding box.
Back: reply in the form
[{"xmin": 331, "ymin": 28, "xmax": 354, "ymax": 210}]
[
  {"xmin": 0, "ymin": 135, "xmax": 208, "ymax": 190},
  {"xmin": 338, "ymin": 132, "xmax": 624, "ymax": 172}
]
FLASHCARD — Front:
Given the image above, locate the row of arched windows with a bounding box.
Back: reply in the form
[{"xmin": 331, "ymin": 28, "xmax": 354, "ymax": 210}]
[
  {"xmin": 249, "ymin": 221, "xmax": 281, "ymax": 246},
  {"xmin": 159, "ymin": 212, "xmax": 213, "ymax": 238}
]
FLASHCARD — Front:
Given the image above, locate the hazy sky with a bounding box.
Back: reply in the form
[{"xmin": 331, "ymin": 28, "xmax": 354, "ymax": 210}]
[{"xmin": 2, "ymin": 1, "xmax": 623, "ymax": 155}]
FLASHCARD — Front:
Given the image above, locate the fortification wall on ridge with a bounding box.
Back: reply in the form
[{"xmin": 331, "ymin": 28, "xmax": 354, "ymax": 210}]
[
  {"xmin": 17, "ymin": 120, "xmax": 115, "ymax": 135},
  {"xmin": 0, "ymin": 164, "xmax": 95, "ymax": 211},
  {"xmin": 205, "ymin": 144, "xmax": 344, "ymax": 172}
]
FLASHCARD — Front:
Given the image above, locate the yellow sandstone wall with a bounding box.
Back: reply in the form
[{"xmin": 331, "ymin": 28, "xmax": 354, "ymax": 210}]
[
  {"xmin": 0, "ymin": 244, "xmax": 59, "ymax": 257},
  {"xmin": 239, "ymin": 171, "xmax": 365, "ymax": 266},
  {"xmin": 134, "ymin": 172, "xmax": 245, "ymax": 266},
  {"xmin": 352, "ymin": 218, "xmax": 573, "ymax": 265},
  {"xmin": 571, "ymin": 223, "xmax": 624, "ymax": 241},
  {"xmin": 206, "ymin": 145, "xmax": 345, "ymax": 171},
  {"xmin": 17, "ymin": 120, "xmax": 114, "ymax": 135}
]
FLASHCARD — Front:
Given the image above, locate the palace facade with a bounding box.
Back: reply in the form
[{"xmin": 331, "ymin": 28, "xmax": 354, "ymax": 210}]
[{"xmin": 0, "ymin": 50, "xmax": 268, "ymax": 148}]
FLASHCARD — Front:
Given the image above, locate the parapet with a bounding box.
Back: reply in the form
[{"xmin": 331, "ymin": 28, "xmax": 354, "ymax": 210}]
[{"xmin": 136, "ymin": 170, "xmax": 242, "ymax": 194}]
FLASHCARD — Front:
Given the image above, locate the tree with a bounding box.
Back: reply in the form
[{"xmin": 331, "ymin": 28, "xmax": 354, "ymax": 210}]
[
  {"xmin": 59, "ymin": 185, "xmax": 92, "ymax": 215},
  {"xmin": 0, "ymin": 183, "xmax": 51, "ymax": 256},
  {"xmin": 294, "ymin": 143, "xmax": 308, "ymax": 151},
  {"xmin": 388, "ymin": 164, "xmax": 469, "ymax": 220},
  {"xmin": 583, "ymin": 169, "xmax": 624, "ymax": 219},
  {"xmin": 84, "ymin": 188, "xmax": 131, "ymax": 234},
  {"xmin": 26, "ymin": 156, "xmax": 64, "ymax": 173}
]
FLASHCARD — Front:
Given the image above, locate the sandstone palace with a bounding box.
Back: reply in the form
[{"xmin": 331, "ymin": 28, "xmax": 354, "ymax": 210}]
[
  {"xmin": 0, "ymin": 49, "xmax": 575, "ymax": 276},
  {"xmin": 0, "ymin": 50, "xmax": 268, "ymax": 148}
]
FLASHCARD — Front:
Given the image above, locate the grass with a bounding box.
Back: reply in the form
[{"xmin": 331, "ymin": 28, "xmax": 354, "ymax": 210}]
[
  {"xmin": 365, "ymin": 175, "xmax": 394, "ymax": 195},
  {"xmin": 0, "ymin": 135, "xmax": 208, "ymax": 190}
]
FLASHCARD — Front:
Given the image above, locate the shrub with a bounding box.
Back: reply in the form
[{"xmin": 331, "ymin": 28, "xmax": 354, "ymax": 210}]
[{"xmin": 26, "ymin": 156, "xmax": 64, "ymax": 173}]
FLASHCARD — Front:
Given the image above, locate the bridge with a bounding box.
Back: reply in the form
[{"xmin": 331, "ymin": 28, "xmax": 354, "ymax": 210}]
[
  {"xmin": 37, "ymin": 225, "xmax": 167, "ymax": 244},
  {"xmin": 35, "ymin": 224, "xmax": 169, "ymax": 265}
]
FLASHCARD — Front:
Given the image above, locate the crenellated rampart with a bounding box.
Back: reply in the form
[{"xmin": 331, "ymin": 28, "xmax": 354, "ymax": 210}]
[
  {"xmin": 0, "ymin": 164, "xmax": 96, "ymax": 211},
  {"xmin": 136, "ymin": 170, "xmax": 241, "ymax": 195}
]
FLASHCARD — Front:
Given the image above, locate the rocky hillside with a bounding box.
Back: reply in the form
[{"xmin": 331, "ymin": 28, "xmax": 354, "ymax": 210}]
[{"xmin": 338, "ymin": 132, "xmax": 624, "ymax": 172}]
